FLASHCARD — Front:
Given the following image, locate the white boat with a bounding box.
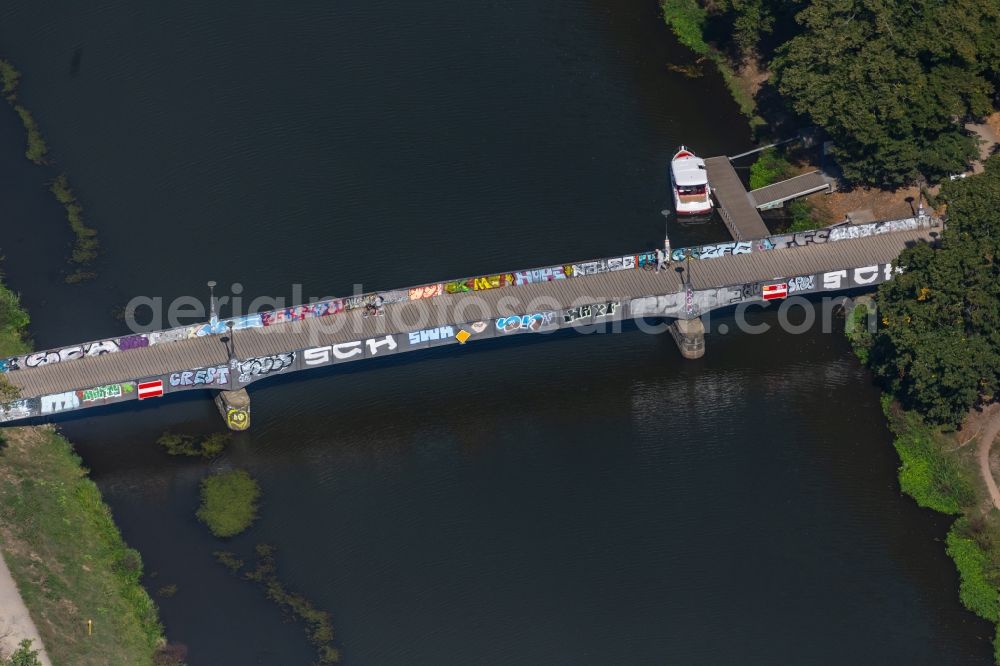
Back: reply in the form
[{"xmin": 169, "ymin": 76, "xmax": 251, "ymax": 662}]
[{"xmin": 670, "ymin": 146, "xmax": 712, "ymax": 215}]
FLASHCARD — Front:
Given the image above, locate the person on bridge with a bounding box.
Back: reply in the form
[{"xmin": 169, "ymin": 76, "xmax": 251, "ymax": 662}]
[{"xmin": 655, "ymin": 247, "xmax": 668, "ymax": 273}]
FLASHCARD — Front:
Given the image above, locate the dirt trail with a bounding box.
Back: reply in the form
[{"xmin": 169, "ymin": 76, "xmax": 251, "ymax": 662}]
[
  {"xmin": 0, "ymin": 548, "xmax": 52, "ymax": 665},
  {"xmin": 976, "ymin": 405, "xmax": 1000, "ymax": 511}
]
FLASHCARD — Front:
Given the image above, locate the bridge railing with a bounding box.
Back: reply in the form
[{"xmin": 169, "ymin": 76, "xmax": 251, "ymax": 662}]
[{"xmin": 0, "ymin": 214, "xmax": 939, "ymax": 376}]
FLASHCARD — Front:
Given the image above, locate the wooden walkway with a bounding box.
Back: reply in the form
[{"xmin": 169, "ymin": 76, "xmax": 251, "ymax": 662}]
[
  {"xmin": 751, "ymin": 171, "xmax": 832, "ymax": 210},
  {"xmin": 4, "ymin": 225, "xmax": 932, "ymax": 400},
  {"xmin": 703, "ymin": 157, "xmax": 769, "ymax": 240}
]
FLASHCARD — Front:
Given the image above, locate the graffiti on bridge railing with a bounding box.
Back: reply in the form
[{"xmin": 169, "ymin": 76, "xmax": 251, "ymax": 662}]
[{"xmin": 0, "ymin": 216, "xmax": 932, "ymax": 375}]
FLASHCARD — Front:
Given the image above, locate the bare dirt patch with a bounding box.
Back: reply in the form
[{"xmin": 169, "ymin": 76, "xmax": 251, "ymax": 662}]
[{"xmin": 810, "ymin": 185, "xmax": 923, "ymax": 226}]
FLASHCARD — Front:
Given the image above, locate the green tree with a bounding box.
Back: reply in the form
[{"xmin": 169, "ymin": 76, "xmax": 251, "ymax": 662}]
[
  {"xmin": 712, "ymin": 0, "xmax": 777, "ymax": 57},
  {"xmin": 868, "ymin": 156, "xmax": 1000, "ymax": 425},
  {"xmin": 772, "ymin": 0, "xmax": 998, "ymax": 186}
]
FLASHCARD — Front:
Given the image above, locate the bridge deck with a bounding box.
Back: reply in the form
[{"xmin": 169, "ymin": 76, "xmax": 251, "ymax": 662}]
[
  {"xmin": 703, "ymin": 157, "xmax": 769, "ymax": 240},
  {"xmin": 751, "ymin": 171, "xmax": 832, "ymax": 209},
  {"xmin": 6, "ymin": 228, "xmax": 931, "ymax": 399}
]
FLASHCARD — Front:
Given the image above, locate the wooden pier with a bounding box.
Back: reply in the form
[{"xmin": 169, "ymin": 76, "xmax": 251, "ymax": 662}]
[
  {"xmin": 751, "ymin": 171, "xmax": 833, "ymax": 210},
  {"xmin": 703, "ymin": 157, "xmax": 770, "ymax": 240}
]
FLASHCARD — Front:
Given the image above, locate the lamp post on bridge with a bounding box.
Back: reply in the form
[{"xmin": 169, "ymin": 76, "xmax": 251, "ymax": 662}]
[
  {"xmin": 207, "ymin": 280, "xmax": 218, "ymax": 328},
  {"xmin": 220, "ymin": 320, "xmax": 236, "ymax": 362},
  {"xmin": 661, "ymin": 209, "xmax": 672, "ymax": 262},
  {"xmin": 674, "ymin": 255, "xmax": 699, "ymax": 319},
  {"xmin": 915, "ymin": 174, "xmax": 927, "ymax": 224}
]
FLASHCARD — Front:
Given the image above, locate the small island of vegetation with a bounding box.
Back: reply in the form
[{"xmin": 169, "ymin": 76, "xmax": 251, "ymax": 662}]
[{"xmin": 197, "ymin": 469, "xmax": 261, "ymax": 538}]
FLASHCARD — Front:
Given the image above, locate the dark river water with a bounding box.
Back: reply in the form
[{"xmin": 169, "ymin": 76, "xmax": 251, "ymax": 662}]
[{"xmin": 0, "ymin": 1, "xmax": 993, "ymax": 664}]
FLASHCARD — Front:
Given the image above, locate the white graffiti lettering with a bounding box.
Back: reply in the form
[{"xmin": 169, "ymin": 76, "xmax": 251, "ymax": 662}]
[
  {"xmin": 496, "ymin": 312, "xmax": 555, "ymax": 333},
  {"xmin": 169, "ymin": 366, "xmax": 230, "ymax": 387},
  {"xmin": 237, "ymin": 353, "xmax": 295, "ymax": 383},
  {"xmin": 823, "ymin": 270, "xmax": 848, "ymax": 290},
  {"xmin": 0, "ymin": 399, "xmax": 36, "ymax": 422},
  {"xmin": 853, "ymin": 265, "xmax": 880, "ymax": 285},
  {"xmin": 407, "ymin": 326, "xmax": 455, "ymax": 345},
  {"xmin": 40, "ymin": 391, "xmax": 80, "ymax": 414},
  {"xmin": 366, "ymin": 335, "xmax": 398, "ymax": 355},
  {"xmin": 787, "ymin": 275, "xmax": 816, "ymax": 293}
]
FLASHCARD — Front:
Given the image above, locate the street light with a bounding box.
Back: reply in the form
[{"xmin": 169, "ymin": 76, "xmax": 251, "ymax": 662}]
[
  {"xmin": 674, "ymin": 257, "xmax": 697, "ymax": 318},
  {"xmin": 207, "ymin": 280, "xmax": 218, "ymax": 327},
  {"xmin": 226, "ymin": 320, "xmax": 235, "ymax": 360},
  {"xmin": 915, "ymin": 174, "xmax": 927, "ymax": 222},
  {"xmin": 661, "ymin": 209, "xmax": 673, "ymax": 259}
]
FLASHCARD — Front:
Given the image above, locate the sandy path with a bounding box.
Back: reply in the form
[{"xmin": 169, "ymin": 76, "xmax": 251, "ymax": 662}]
[
  {"xmin": 0, "ymin": 548, "xmax": 52, "ymax": 665},
  {"xmin": 977, "ymin": 409, "xmax": 1000, "ymax": 511},
  {"xmin": 965, "ymin": 113, "xmax": 1000, "ymax": 174}
]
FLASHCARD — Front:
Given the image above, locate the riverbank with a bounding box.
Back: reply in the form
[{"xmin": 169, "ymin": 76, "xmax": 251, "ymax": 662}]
[
  {"xmin": 844, "ymin": 160, "xmax": 1000, "ymax": 662},
  {"xmin": 659, "ymin": 0, "xmax": 764, "ymax": 127},
  {"xmin": 0, "ymin": 280, "xmax": 172, "ymax": 665},
  {"xmin": 879, "ymin": 399, "xmax": 1000, "ymax": 662}
]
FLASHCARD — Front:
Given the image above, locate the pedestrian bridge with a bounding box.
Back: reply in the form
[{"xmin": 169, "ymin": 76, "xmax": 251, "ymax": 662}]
[{"xmin": 0, "ymin": 215, "xmax": 937, "ymax": 429}]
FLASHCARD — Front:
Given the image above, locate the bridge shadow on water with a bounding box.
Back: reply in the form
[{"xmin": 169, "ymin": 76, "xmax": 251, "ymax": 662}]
[{"xmin": 25, "ymin": 287, "xmax": 874, "ymax": 429}]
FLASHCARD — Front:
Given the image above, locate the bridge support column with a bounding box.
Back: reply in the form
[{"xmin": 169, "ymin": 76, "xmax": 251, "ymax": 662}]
[
  {"xmin": 669, "ymin": 318, "xmax": 705, "ymax": 360},
  {"xmin": 214, "ymin": 388, "xmax": 250, "ymax": 431}
]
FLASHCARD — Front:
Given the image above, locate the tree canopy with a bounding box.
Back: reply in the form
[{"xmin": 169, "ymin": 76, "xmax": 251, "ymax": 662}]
[
  {"xmin": 771, "ymin": 0, "xmax": 999, "ymax": 186},
  {"xmin": 675, "ymin": 0, "xmax": 1000, "ymax": 186},
  {"xmin": 868, "ymin": 156, "xmax": 1000, "ymax": 426}
]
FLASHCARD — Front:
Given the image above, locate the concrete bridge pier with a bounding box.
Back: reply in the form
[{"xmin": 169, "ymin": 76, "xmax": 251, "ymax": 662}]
[
  {"xmin": 214, "ymin": 388, "xmax": 250, "ymax": 431},
  {"xmin": 669, "ymin": 318, "xmax": 705, "ymax": 360}
]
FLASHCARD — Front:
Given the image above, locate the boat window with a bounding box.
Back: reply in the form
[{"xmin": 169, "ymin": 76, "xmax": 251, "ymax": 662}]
[{"xmin": 678, "ymin": 185, "xmax": 706, "ymax": 195}]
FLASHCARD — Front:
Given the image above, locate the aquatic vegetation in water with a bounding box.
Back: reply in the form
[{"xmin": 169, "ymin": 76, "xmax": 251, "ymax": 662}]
[
  {"xmin": 158, "ymin": 431, "xmax": 231, "ymax": 458},
  {"xmin": 196, "ymin": 469, "xmax": 261, "ymax": 537},
  {"xmin": 50, "ymin": 174, "xmax": 100, "ymax": 277},
  {"xmin": 222, "ymin": 543, "xmax": 340, "ymax": 663}
]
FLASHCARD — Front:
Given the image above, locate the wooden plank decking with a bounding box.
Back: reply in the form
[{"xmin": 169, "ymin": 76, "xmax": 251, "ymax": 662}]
[
  {"xmin": 751, "ymin": 171, "xmax": 832, "ymax": 209},
  {"xmin": 703, "ymin": 157, "xmax": 770, "ymax": 240}
]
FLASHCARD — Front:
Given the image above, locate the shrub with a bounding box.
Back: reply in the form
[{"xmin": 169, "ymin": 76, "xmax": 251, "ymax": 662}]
[
  {"xmin": 947, "ymin": 520, "xmax": 1000, "ymax": 622},
  {"xmin": 785, "ymin": 199, "xmax": 820, "ymax": 232},
  {"xmin": 886, "ymin": 403, "xmax": 974, "ymax": 515},
  {"xmin": 749, "ymin": 149, "xmax": 792, "ymax": 189},
  {"xmin": 660, "ymin": 0, "xmax": 710, "ymax": 55},
  {"xmin": 3, "ymin": 639, "xmax": 43, "ymax": 666}
]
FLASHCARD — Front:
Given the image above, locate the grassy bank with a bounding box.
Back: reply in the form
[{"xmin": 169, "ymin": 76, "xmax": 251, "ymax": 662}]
[
  {"xmin": 0, "ymin": 277, "xmax": 171, "ymax": 664},
  {"xmin": 660, "ymin": 0, "xmax": 763, "ymax": 127},
  {"xmin": 879, "ymin": 400, "xmax": 1000, "ymax": 660},
  {"xmin": 0, "ymin": 427, "xmax": 168, "ymax": 665}
]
